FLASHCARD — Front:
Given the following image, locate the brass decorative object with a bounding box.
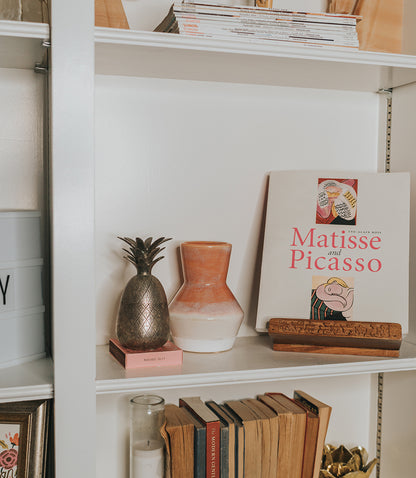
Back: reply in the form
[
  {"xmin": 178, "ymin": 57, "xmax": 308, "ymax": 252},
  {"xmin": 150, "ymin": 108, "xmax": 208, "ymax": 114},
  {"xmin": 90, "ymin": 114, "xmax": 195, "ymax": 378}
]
[
  {"xmin": 116, "ymin": 236, "xmax": 171, "ymax": 350},
  {"xmin": 321, "ymin": 445, "xmax": 377, "ymax": 478}
]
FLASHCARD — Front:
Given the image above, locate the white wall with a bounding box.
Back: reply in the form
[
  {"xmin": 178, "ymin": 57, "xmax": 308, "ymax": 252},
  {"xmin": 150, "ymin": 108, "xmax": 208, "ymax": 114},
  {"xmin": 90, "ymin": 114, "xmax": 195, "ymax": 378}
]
[
  {"xmin": 390, "ymin": 83, "xmax": 416, "ymax": 342},
  {"xmin": 94, "ymin": 77, "xmax": 380, "ymax": 345},
  {"xmin": 0, "ymin": 69, "xmax": 44, "ymax": 211},
  {"xmin": 381, "ymin": 371, "xmax": 416, "ymax": 477},
  {"xmin": 0, "ymin": 68, "xmax": 47, "ymax": 349}
]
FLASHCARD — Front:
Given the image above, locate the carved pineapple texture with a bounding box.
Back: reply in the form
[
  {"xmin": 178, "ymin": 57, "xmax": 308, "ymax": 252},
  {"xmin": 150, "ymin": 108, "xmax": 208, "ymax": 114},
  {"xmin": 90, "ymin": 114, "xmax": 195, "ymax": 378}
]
[{"xmin": 116, "ymin": 236, "xmax": 171, "ymax": 350}]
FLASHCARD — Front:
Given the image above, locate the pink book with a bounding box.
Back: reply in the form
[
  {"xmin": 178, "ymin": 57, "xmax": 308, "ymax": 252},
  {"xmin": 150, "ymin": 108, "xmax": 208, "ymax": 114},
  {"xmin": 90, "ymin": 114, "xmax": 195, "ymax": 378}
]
[{"xmin": 109, "ymin": 338, "xmax": 183, "ymax": 368}]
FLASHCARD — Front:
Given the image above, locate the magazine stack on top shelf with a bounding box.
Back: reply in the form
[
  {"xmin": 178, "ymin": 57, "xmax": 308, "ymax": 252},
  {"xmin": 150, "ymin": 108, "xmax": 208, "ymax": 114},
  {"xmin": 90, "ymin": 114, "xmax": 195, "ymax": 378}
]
[{"xmin": 155, "ymin": 2, "xmax": 360, "ymax": 49}]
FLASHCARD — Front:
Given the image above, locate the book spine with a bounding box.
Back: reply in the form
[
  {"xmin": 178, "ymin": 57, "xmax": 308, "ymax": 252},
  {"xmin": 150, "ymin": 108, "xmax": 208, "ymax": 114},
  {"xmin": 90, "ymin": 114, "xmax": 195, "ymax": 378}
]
[
  {"xmin": 194, "ymin": 427, "xmax": 207, "ymax": 478},
  {"xmin": 109, "ymin": 339, "xmax": 183, "ymax": 368},
  {"xmin": 219, "ymin": 425, "xmax": 229, "ymax": 478},
  {"xmin": 108, "ymin": 340, "xmax": 126, "ymax": 367},
  {"xmin": 173, "ymin": 3, "xmax": 358, "ymax": 25},
  {"xmin": 206, "ymin": 421, "xmax": 220, "ymax": 478},
  {"xmin": 176, "ymin": 23, "xmax": 359, "ymax": 46}
]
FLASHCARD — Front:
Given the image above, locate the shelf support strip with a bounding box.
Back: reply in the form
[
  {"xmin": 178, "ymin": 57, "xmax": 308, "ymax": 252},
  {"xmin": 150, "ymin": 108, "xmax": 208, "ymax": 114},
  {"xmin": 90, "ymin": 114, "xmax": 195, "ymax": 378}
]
[{"xmin": 376, "ymin": 372, "xmax": 384, "ymax": 478}]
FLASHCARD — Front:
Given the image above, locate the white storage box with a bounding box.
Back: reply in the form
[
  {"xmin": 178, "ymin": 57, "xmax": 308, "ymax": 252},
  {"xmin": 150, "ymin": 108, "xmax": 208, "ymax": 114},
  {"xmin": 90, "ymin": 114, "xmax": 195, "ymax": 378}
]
[
  {"xmin": 0, "ymin": 306, "xmax": 45, "ymax": 368},
  {"xmin": 0, "ymin": 210, "xmax": 41, "ymax": 261},
  {"xmin": 0, "ymin": 259, "xmax": 43, "ymax": 312}
]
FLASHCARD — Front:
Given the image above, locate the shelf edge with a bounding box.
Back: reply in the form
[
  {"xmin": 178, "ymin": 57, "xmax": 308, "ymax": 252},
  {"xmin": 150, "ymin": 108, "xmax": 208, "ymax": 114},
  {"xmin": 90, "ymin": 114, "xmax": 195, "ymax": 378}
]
[
  {"xmin": 0, "ymin": 384, "xmax": 53, "ymax": 403},
  {"xmin": 95, "ymin": 27, "xmax": 416, "ymax": 70},
  {"xmin": 96, "ymin": 355, "xmax": 416, "ymax": 395},
  {"xmin": 0, "ymin": 20, "xmax": 49, "ymax": 39}
]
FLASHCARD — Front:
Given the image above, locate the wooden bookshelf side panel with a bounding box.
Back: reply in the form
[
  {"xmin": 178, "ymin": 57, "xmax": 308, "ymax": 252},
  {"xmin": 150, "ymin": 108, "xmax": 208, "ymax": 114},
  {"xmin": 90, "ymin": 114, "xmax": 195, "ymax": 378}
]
[
  {"xmin": 355, "ymin": 0, "xmax": 403, "ymax": 54},
  {"xmin": 403, "ymin": 0, "xmax": 416, "ymax": 55},
  {"xmin": 328, "ymin": 0, "xmax": 405, "ymax": 54},
  {"xmin": 95, "ymin": 0, "xmax": 129, "ymax": 29}
]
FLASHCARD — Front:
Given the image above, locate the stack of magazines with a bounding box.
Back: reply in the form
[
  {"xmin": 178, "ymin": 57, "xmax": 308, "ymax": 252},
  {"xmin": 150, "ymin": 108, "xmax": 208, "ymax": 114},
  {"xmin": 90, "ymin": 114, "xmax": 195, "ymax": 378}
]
[{"xmin": 155, "ymin": 2, "xmax": 361, "ymax": 49}]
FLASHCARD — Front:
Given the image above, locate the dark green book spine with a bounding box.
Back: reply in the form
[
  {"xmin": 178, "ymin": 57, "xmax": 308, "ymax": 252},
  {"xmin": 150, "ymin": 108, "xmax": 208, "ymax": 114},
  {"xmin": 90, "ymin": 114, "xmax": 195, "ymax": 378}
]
[{"xmin": 194, "ymin": 424, "xmax": 206, "ymax": 478}]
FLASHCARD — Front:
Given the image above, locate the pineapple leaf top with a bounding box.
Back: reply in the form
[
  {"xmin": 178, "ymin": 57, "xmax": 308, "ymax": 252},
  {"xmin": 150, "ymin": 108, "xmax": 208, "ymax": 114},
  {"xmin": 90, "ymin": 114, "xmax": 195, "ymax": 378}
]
[{"xmin": 118, "ymin": 236, "xmax": 172, "ymax": 274}]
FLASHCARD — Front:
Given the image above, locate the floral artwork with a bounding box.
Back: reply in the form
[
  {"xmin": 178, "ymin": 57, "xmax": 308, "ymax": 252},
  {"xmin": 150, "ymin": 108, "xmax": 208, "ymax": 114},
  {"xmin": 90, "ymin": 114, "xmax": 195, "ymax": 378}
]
[{"xmin": 0, "ymin": 424, "xmax": 20, "ymax": 477}]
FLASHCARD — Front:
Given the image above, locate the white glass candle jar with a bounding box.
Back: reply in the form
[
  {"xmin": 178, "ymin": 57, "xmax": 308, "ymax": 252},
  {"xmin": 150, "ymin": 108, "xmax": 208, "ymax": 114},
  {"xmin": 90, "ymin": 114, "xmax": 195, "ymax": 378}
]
[{"xmin": 130, "ymin": 395, "xmax": 165, "ymax": 478}]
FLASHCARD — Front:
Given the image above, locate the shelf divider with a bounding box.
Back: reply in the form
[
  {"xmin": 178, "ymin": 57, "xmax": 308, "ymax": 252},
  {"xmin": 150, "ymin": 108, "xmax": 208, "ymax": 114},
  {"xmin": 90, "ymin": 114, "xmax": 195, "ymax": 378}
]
[
  {"xmin": 96, "ymin": 335, "xmax": 416, "ymax": 395},
  {"xmin": 95, "ymin": 28, "xmax": 416, "ymax": 91}
]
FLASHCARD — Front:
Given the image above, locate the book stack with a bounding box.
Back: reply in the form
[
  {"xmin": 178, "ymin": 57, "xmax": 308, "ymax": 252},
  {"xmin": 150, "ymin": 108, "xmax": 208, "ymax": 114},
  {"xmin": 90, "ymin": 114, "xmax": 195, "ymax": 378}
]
[
  {"xmin": 155, "ymin": 2, "xmax": 360, "ymax": 50},
  {"xmin": 162, "ymin": 390, "xmax": 331, "ymax": 478}
]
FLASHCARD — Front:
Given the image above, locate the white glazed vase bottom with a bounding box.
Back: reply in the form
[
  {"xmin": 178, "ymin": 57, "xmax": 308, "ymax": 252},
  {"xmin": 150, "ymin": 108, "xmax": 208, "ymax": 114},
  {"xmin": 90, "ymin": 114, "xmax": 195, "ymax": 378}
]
[{"xmin": 169, "ymin": 241, "xmax": 244, "ymax": 353}]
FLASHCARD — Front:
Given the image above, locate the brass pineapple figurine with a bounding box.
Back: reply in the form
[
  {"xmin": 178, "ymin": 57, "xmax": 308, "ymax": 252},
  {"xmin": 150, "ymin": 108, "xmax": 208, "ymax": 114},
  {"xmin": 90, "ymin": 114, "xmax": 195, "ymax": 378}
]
[{"xmin": 116, "ymin": 236, "xmax": 171, "ymax": 350}]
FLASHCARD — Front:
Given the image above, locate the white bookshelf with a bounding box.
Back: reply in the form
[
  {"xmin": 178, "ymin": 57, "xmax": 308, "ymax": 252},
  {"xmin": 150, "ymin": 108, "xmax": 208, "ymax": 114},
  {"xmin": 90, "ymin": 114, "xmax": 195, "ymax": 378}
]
[
  {"xmin": 0, "ymin": 20, "xmax": 51, "ymax": 401},
  {"xmin": 0, "ymin": 20, "xmax": 49, "ymax": 69},
  {"xmin": 0, "ymin": 356, "xmax": 53, "ymax": 403},
  {"xmin": 3, "ymin": 0, "xmax": 416, "ymax": 477},
  {"xmin": 95, "ymin": 28, "xmax": 416, "ymax": 91},
  {"xmin": 96, "ymin": 336, "xmax": 416, "ymax": 395},
  {"xmin": 90, "ymin": 12, "xmax": 416, "ymax": 475}
]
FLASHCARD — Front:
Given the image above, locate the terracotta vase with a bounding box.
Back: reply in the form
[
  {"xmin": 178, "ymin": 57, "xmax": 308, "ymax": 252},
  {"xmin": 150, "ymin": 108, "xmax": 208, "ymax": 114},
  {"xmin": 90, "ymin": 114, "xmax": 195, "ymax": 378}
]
[{"xmin": 169, "ymin": 241, "xmax": 244, "ymax": 353}]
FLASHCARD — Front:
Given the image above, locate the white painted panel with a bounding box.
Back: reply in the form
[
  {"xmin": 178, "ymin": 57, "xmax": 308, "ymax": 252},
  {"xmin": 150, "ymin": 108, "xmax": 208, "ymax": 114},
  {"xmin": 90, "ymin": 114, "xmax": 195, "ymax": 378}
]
[
  {"xmin": 389, "ymin": 83, "xmax": 416, "ymax": 342},
  {"xmin": 381, "ymin": 371, "xmax": 416, "ymax": 478},
  {"xmin": 0, "ymin": 68, "xmax": 44, "ymax": 210},
  {"xmin": 95, "ymin": 77, "xmax": 380, "ymax": 344},
  {"xmin": 97, "ymin": 373, "xmax": 375, "ymax": 477},
  {"xmin": 51, "ymin": 0, "xmax": 95, "ymax": 476}
]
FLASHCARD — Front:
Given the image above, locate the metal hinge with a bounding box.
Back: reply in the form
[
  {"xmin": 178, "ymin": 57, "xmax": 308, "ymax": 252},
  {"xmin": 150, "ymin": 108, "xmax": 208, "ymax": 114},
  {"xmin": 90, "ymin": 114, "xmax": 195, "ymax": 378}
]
[
  {"xmin": 34, "ymin": 39, "xmax": 50, "ymax": 74},
  {"xmin": 34, "ymin": 63, "xmax": 48, "ymax": 74}
]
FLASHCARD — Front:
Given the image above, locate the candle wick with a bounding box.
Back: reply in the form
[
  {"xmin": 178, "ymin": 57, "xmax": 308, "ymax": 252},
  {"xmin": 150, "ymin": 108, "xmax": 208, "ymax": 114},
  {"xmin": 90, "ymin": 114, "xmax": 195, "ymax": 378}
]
[{"xmin": 147, "ymin": 440, "xmax": 150, "ymax": 447}]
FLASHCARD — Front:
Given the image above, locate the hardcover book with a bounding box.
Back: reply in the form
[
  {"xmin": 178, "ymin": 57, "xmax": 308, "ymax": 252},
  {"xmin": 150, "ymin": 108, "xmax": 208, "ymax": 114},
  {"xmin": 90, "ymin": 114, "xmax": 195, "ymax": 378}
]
[
  {"xmin": 240, "ymin": 399, "xmax": 279, "ymax": 478},
  {"xmin": 163, "ymin": 404, "xmax": 195, "ymax": 478},
  {"xmin": 258, "ymin": 393, "xmax": 306, "ymax": 478},
  {"xmin": 223, "ymin": 400, "xmax": 262, "ymax": 478},
  {"xmin": 256, "ymin": 171, "xmax": 410, "ymax": 333},
  {"xmin": 206, "ymin": 400, "xmax": 236, "ymax": 478},
  {"xmin": 181, "ymin": 408, "xmax": 207, "ymax": 478},
  {"xmin": 109, "ymin": 338, "xmax": 183, "ymax": 368},
  {"xmin": 214, "ymin": 403, "xmax": 244, "ymax": 478},
  {"xmin": 292, "ymin": 397, "xmax": 319, "ymax": 478},
  {"xmin": 179, "ymin": 396, "xmax": 221, "ymax": 478},
  {"xmin": 293, "ymin": 390, "xmax": 332, "ymax": 478}
]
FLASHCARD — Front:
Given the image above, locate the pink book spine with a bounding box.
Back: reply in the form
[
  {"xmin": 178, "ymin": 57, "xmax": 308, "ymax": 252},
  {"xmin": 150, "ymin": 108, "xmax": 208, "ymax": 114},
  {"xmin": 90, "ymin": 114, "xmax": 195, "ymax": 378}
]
[{"xmin": 109, "ymin": 339, "xmax": 183, "ymax": 368}]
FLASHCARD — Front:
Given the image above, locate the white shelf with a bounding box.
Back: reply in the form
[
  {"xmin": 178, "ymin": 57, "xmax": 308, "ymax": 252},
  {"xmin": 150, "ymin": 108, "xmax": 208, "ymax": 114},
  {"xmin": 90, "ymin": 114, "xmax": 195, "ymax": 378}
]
[
  {"xmin": 0, "ymin": 20, "xmax": 49, "ymax": 69},
  {"xmin": 0, "ymin": 356, "xmax": 53, "ymax": 403},
  {"xmin": 95, "ymin": 27, "xmax": 416, "ymax": 91},
  {"xmin": 96, "ymin": 335, "xmax": 416, "ymax": 395}
]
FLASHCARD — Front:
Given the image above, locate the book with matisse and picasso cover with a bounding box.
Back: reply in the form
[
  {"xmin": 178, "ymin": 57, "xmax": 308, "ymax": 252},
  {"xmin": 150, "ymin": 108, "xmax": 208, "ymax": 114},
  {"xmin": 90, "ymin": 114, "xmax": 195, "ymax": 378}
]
[{"xmin": 255, "ymin": 170, "xmax": 410, "ymax": 333}]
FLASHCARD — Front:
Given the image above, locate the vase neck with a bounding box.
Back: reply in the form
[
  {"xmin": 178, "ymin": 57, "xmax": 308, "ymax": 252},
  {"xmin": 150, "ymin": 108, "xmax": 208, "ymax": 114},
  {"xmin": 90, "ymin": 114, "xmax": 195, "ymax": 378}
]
[{"xmin": 181, "ymin": 242, "xmax": 231, "ymax": 285}]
